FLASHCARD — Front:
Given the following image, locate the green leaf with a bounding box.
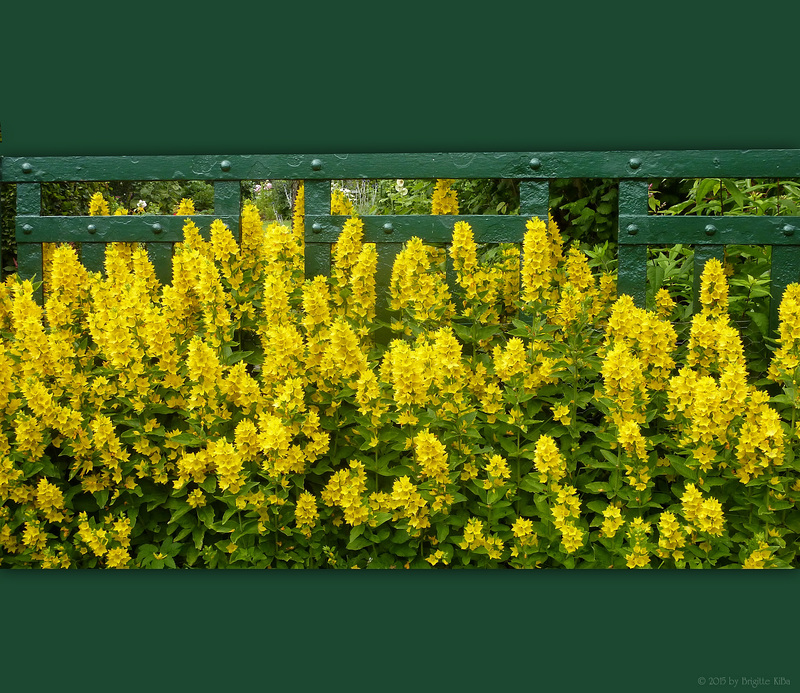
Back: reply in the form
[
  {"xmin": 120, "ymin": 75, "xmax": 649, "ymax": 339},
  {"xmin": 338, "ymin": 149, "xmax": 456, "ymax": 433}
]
[
  {"xmin": 199, "ymin": 476, "xmax": 217, "ymax": 493},
  {"xmin": 722, "ymin": 179, "xmax": 745, "ymax": 209},
  {"xmin": 583, "ymin": 481, "xmax": 612, "ymax": 495},
  {"xmin": 169, "ymin": 504, "xmax": 192, "ymax": 525},
  {"xmin": 197, "ymin": 505, "xmax": 214, "ymax": 527},
  {"xmin": 347, "ymin": 535, "xmax": 372, "ymax": 551},
  {"xmin": 170, "ymin": 432, "xmax": 203, "ymax": 446},
  {"xmin": 586, "ymin": 500, "xmax": 609, "ymax": 514}
]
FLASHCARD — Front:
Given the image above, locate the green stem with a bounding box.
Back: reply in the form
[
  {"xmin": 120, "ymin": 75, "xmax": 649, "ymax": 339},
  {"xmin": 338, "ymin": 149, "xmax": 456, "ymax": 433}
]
[{"xmin": 515, "ymin": 428, "xmax": 521, "ymax": 515}]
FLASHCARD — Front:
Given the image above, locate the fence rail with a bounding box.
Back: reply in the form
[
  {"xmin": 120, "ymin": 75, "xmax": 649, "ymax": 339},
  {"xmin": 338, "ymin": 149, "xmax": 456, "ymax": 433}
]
[{"xmin": 1, "ymin": 150, "xmax": 799, "ymax": 336}]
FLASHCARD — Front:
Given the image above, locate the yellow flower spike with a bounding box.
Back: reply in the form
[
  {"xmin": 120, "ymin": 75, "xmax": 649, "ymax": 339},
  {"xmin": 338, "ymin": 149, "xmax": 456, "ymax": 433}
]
[
  {"xmin": 431, "ymin": 179, "xmax": 459, "ymax": 215},
  {"xmin": 698, "ymin": 258, "xmax": 729, "ymax": 319},
  {"xmin": 292, "ymin": 182, "xmax": 305, "ymax": 244},
  {"xmin": 88, "ymin": 192, "xmax": 110, "ymax": 217},
  {"xmin": 175, "ymin": 198, "xmax": 196, "ymax": 215},
  {"xmin": 533, "ymin": 434, "xmax": 566, "ymax": 484},
  {"xmin": 331, "ymin": 189, "xmax": 354, "ymax": 216},
  {"xmin": 390, "ymin": 237, "xmax": 453, "ymax": 325},
  {"xmin": 410, "ymin": 429, "xmax": 449, "ymax": 484}
]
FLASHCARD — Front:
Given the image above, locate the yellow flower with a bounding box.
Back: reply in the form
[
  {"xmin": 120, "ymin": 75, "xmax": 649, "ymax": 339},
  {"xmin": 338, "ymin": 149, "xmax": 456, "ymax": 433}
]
[
  {"xmin": 600, "ymin": 505, "xmax": 624, "ymax": 538},
  {"xmin": 414, "ymin": 429, "xmax": 450, "ymax": 484},
  {"xmin": 511, "ymin": 517, "xmax": 534, "ymax": 539},
  {"xmin": 331, "ymin": 189, "xmax": 354, "ymax": 216},
  {"xmin": 89, "ymin": 192, "xmax": 110, "ymax": 216},
  {"xmin": 187, "ymin": 489, "xmax": 206, "ymax": 508},
  {"xmin": 295, "ymin": 492, "xmax": 319, "ymax": 536},
  {"xmin": 654, "ymin": 288, "xmax": 676, "ymax": 317},
  {"xmin": 105, "ymin": 547, "xmax": 131, "ymax": 569},
  {"xmin": 175, "ymin": 198, "xmax": 196, "ymax": 215},
  {"xmin": 431, "ymin": 179, "xmax": 458, "ymax": 215},
  {"xmin": 552, "ymin": 404, "xmax": 571, "ymax": 426},
  {"xmin": 699, "ymin": 258, "xmax": 729, "ymax": 318},
  {"xmin": 533, "ymin": 434, "xmax": 566, "ymax": 484}
]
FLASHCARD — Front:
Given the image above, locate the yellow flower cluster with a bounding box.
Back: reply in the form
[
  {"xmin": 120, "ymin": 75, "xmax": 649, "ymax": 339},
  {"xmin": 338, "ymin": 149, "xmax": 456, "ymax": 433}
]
[
  {"xmin": 330, "ymin": 217, "xmax": 377, "ymax": 326},
  {"xmin": 521, "ymin": 217, "xmax": 563, "ymax": 304},
  {"xmin": 294, "ymin": 491, "xmax": 319, "ymax": 537},
  {"xmin": 459, "ymin": 517, "xmax": 504, "ymax": 560},
  {"xmin": 600, "ymin": 504, "xmax": 624, "ymax": 538},
  {"xmin": 431, "ymin": 179, "xmax": 458, "ymax": 215},
  {"xmin": 680, "ymin": 483, "xmax": 725, "ymax": 537},
  {"xmin": 550, "ymin": 484, "xmax": 584, "ymax": 554},
  {"xmin": 321, "ymin": 460, "xmax": 369, "ymax": 527},
  {"xmin": 605, "ymin": 294, "xmax": 677, "ymax": 391},
  {"xmin": 388, "ymin": 476, "xmax": 429, "ymax": 533},
  {"xmin": 449, "ymin": 221, "xmax": 504, "ymax": 324},
  {"xmin": 331, "ymin": 189, "xmax": 354, "ymax": 216},
  {"xmin": 742, "ymin": 541, "xmax": 773, "ymax": 569},
  {"xmin": 389, "ymin": 237, "xmax": 454, "ymax": 326},
  {"xmin": 493, "ymin": 337, "xmax": 555, "ymax": 393},
  {"xmin": 768, "ymin": 284, "xmax": 800, "ymax": 396},
  {"xmin": 698, "ymin": 258, "xmax": 729, "ymax": 318},
  {"xmin": 414, "ymin": 429, "xmax": 450, "ymax": 484},
  {"xmin": 656, "ymin": 511, "xmax": 687, "ymax": 562},
  {"xmin": 533, "ymin": 434, "xmax": 567, "ymax": 485},
  {"xmin": 625, "ymin": 517, "xmax": 651, "ymax": 568}
]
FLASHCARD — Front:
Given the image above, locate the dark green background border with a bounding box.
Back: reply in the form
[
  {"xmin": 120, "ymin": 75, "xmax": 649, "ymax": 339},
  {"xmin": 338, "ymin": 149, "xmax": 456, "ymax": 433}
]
[{"xmin": 2, "ymin": 3, "xmax": 799, "ymax": 691}]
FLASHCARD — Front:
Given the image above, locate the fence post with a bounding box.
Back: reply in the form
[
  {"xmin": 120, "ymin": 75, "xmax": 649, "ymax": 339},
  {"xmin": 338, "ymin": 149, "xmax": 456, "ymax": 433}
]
[
  {"xmin": 0, "ymin": 157, "xmax": 3, "ymax": 282},
  {"xmin": 770, "ymin": 240, "xmax": 800, "ymax": 339},
  {"xmin": 16, "ymin": 182, "xmax": 43, "ymax": 304},
  {"xmin": 617, "ymin": 179, "xmax": 649, "ymax": 307},
  {"xmin": 303, "ymin": 179, "xmax": 332, "ymax": 282}
]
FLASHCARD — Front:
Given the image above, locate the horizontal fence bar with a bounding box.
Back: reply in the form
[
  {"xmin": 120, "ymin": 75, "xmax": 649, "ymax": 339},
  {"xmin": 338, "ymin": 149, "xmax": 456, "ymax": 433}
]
[
  {"xmin": 15, "ymin": 214, "xmax": 240, "ymax": 244},
  {"xmin": 304, "ymin": 214, "xmax": 538, "ymax": 244},
  {"xmin": 618, "ymin": 215, "xmax": 800, "ymax": 245},
  {"xmin": 4, "ymin": 150, "xmax": 800, "ymax": 182}
]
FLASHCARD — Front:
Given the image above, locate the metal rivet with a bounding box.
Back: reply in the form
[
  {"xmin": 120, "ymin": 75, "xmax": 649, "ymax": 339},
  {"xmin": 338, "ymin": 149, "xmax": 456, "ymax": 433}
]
[
  {"xmin": 529, "ymin": 158, "xmax": 541, "ymax": 171},
  {"xmin": 311, "ymin": 222, "xmax": 323, "ymax": 233},
  {"xmin": 626, "ymin": 224, "xmax": 638, "ymax": 236},
  {"xmin": 783, "ymin": 224, "xmax": 796, "ymax": 237},
  {"xmin": 628, "ymin": 158, "xmax": 641, "ymax": 170},
  {"xmin": 220, "ymin": 160, "xmax": 231, "ymax": 172},
  {"xmin": 311, "ymin": 159, "xmax": 323, "ymax": 171},
  {"xmin": 383, "ymin": 222, "xmax": 394, "ymax": 234},
  {"xmin": 22, "ymin": 163, "xmax": 33, "ymax": 174},
  {"xmin": 152, "ymin": 223, "xmax": 163, "ymax": 234},
  {"xmin": 704, "ymin": 224, "xmax": 716, "ymax": 237},
  {"xmin": 22, "ymin": 224, "xmax": 33, "ymax": 235},
  {"xmin": 87, "ymin": 224, "xmax": 96, "ymax": 234}
]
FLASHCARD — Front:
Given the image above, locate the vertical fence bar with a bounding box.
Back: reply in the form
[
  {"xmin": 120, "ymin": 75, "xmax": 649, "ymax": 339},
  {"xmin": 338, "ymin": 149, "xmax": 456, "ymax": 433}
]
[
  {"xmin": 0, "ymin": 160, "xmax": 3, "ymax": 281},
  {"xmin": 375, "ymin": 238, "xmax": 401, "ymax": 343},
  {"xmin": 81, "ymin": 232, "xmax": 107, "ymax": 277},
  {"xmin": 148, "ymin": 237, "xmax": 173, "ymax": 287},
  {"xmin": 618, "ymin": 180, "xmax": 649, "ymax": 307},
  {"xmin": 214, "ymin": 180, "xmax": 242, "ymax": 224},
  {"xmin": 303, "ymin": 180, "xmax": 332, "ymax": 281},
  {"xmin": 16, "ymin": 183, "xmax": 43, "ymax": 304},
  {"xmin": 769, "ymin": 242, "xmax": 800, "ymax": 339}
]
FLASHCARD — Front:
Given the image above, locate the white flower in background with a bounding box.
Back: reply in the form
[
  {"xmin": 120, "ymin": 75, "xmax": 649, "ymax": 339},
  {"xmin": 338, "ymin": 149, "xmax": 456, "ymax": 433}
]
[
  {"xmin": 254, "ymin": 184, "xmax": 262, "ymax": 193},
  {"xmin": 266, "ymin": 182, "xmax": 273, "ymax": 190},
  {"xmin": 396, "ymin": 179, "xmax": 408, "ymax": 196},
  {"xmin": 137, "ymin": 200, "xmax": 147, "ymax": 209}
]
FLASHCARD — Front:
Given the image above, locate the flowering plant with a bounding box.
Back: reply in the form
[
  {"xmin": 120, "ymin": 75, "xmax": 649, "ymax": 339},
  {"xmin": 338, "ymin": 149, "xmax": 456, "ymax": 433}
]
[{"xmin": 0, "ymin": 182, "xmax": 797, "ymax": 568}]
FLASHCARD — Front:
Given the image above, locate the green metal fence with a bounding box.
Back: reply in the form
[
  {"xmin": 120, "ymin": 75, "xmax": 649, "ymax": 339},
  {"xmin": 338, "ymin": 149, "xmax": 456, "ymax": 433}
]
[{"xmin": 1, "ymin": 151, "xmax": 799, "ymax": 335}]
